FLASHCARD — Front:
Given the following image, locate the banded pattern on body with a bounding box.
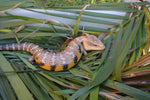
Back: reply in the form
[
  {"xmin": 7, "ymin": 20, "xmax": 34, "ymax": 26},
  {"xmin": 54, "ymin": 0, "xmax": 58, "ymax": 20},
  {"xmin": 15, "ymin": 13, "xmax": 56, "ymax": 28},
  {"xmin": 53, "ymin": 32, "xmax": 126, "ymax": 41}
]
[
  {"xmin": 0, "ymin": 34, "xmax": 105, "ymax": 71},
  {"xmin": 0, "ymin": 38, "xmax": 84, "ymax": 71}
]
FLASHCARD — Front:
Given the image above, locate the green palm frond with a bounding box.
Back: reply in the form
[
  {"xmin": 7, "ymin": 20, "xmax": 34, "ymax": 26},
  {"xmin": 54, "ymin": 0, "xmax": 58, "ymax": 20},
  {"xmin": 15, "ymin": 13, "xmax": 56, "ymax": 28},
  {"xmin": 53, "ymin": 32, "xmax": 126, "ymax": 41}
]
[{"xmin": 0, "ymin": 0, "xmax": 150, "ymax": 100}]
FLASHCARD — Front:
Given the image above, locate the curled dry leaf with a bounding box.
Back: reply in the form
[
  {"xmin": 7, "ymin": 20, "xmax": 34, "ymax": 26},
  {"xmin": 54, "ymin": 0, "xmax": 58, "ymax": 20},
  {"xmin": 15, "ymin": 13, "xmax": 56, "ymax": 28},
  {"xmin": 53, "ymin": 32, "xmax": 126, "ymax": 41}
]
[{"xmin": 14, "ymin": 25, "xmax": 26, "ymax": 33}]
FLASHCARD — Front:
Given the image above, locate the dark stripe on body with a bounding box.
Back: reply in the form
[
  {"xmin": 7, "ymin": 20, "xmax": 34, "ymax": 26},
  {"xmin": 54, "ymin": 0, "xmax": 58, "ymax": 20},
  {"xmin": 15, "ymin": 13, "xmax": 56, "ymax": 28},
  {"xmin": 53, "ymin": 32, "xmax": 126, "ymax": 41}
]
[
  {"xmin": 0, "ymin": 38, "xmax": 85, "ymax": 71},
  {"xmin": 63, "ymin": 64, "xmax": 69, "ymax": 70},
  {"xmin": 78, "ymin": 45, "xmax": 82, "ymax": 53},
  {"xmin": 1, "ymin": 45, "xmax": 7, "ymax": 50},
  {"xmin": 73, "ymin": 55, "xmax": 78, "ymax": 64},
  {"xmin": 50, "ymin": 52, "xmax": 57, "ymax": 71},
  {"xmin": 37, "ymin": 62, "xmax": 45, "ymax": 66},
  {"xmin": 51, "ymin": 65, "xmax": 56, "ymax": 71},
  {"xmin": 0, "ymin": 43, "xmax": 17, "ymax": 50}
]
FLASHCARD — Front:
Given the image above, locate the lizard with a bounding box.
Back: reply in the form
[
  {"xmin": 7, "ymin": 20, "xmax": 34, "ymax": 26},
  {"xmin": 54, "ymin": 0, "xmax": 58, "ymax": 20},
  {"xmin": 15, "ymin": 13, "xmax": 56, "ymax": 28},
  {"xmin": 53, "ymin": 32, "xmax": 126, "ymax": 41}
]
[{"xmin": 0, "ymin": 33, "xmax": 105, "ymax": 71}]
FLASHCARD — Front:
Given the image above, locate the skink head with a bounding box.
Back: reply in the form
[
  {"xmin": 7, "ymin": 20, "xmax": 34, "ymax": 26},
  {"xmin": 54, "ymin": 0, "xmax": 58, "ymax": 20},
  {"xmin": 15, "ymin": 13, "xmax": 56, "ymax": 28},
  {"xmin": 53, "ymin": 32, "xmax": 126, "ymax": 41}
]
[{"xmin": 82, "ymin": 33, "xmax": 105, "ymax": 51}]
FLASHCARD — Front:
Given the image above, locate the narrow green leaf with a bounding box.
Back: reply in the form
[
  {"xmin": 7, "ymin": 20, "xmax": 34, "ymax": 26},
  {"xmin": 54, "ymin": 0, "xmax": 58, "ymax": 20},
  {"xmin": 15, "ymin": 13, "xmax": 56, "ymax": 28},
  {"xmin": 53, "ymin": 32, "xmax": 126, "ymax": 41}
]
[
  {"xmin": 70, "ymin": 69, "xmax": 90, "ymax": 79},
  {"xmin": 0, "ymin": 70, "xmax": 16, "ymax": 100},
  {"xmin": 0, "ymin": 0, "xmax": 22, "ymax": 11},
  {"xmin": 73, "ymin": 4, "xmax": 90, "ymax": 35},
  {"xmin": 0, "ymin": 29, "xmax": 12, "ymax": 33},
  {"xmin": 90, "ymin": 86, "xmax": 99, "ymax": 100},
  {"xmin": 37, "ymin": 75, "xmax": 63, "ymax": 100},
  {"xmin": 0, "ymin": 21, "xmax": 37, "ymax": 28},
  {"xmin": 78, "ymin": 62, "xmax": 93, "ymax": 74},
  {"xmin": 121, "ymin": 18, "xmax": 135, "ymax": 47},
  {"xmin": 61, "ymin": 76, "xmax": 87, "ymax": 86},
  {"xmin": 0, "ymin": 32, "xmax": 69, "ymax": 39},
  {"xmin": 27, "ymin": 8, "xmax": 119, "ymax": 27},
  {"xmin": 58, "ymin": 2, "xmax": 149, "ymax": 12},
  {"xmin": 104, "ymin": 80, "xmax": 150, "ymax": 100},
  {"xmin": 68, "ymin": 86, "xmax": 92, "ymax": 100},
  {"xmin": 114, "ymin": 13, "xmax": 144, "ymax": 81},
  {"xmin": 53, "ymin": 89, "xmax": 75, "ymax": 95},
  {"xmin": 77, "ymin": 90, "xmax": 90, "ymax": 100},
  {"xmin": 16, "ymin": 53, "xmax": 37, "ymax": 70},
  {"xmin": 55, "ymin": 9, "xmax": 128, "ymax": 19},
  {"xmin": 0, "ymin": 53, "xmax": 34, "ymax": 100}
]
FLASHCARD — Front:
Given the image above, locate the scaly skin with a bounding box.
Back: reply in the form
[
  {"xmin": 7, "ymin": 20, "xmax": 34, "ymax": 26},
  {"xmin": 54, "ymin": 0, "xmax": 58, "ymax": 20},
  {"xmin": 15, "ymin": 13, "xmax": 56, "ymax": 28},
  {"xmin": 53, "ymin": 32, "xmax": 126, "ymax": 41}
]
[{"xmin": 0, "ymin": 33, "xmax": 105, "ymax": 71}]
